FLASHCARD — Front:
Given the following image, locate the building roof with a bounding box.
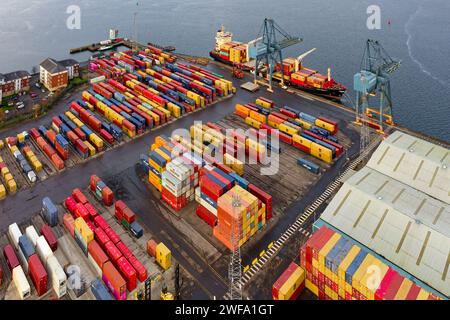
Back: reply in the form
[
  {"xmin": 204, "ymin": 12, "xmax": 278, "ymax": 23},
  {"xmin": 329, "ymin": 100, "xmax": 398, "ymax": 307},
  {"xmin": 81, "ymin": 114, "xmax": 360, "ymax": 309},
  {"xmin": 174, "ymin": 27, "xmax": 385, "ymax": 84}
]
[
  {"xmin": 320, "ymin": 131, "xmax": 450, "ymax": 297},
  {"xmin": 367, "ymin": 131, "xmax": 450, "ymax": 203},
  {"xmin": 58, "ymin": 59, "xmax": 79, "ymax": 67},
  {"xmin": 40, "ymin": 58, "xmax": 66, "ymax": 74},
  {"xmin": 0, "ymin": 70, "xmax": 30, "ymax": 82}
]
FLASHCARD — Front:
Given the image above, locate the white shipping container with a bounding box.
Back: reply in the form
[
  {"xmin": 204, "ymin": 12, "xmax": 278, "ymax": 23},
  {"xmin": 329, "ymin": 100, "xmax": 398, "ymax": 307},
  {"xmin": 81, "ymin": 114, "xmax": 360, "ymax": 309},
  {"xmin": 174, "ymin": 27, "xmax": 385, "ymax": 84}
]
[
  {"xmin": 8, "ymin": 223, "xmax": 22, "ymax": 249},
  {"xmin": 36, "ymin": 236, "xmax": 53, "ymax": 263},
  {"xmin": 12, "ymin": 266, "xmax": 31, "ymax": 300},
  {"xmin": 47, "ymin": 255, "xmax": 67, "ymax": 298},
  {"xmin": 25, "ymin": 226, "xmax": 40, "ymax": 247}
]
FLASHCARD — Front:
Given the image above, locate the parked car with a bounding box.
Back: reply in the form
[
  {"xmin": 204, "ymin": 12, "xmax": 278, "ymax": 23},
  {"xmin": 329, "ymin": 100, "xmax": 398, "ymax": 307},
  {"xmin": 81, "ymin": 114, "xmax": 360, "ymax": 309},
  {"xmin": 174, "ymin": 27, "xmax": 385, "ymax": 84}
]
[{"xmin": 30, "ymin": 92, "xmax": 38, "ymax": 98}]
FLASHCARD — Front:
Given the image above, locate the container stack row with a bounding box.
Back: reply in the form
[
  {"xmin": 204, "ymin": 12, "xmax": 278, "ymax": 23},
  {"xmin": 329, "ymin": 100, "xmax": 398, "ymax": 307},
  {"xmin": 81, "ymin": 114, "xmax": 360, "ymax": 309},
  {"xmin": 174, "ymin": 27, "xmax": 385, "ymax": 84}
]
[
  {"xmin": 234, "ymin": 103, "xmax": 342, "ymax": 164},
  {"xmin": 299, "ymin": 225, "xmax": 442, "ymax": 300},
  {"xmin": 5, "ymin": 198, "xmax": 67, "ymax": 300},
  {"xmin": 63, "ymin": 177, "xmax": 147, "ymax": 300}
]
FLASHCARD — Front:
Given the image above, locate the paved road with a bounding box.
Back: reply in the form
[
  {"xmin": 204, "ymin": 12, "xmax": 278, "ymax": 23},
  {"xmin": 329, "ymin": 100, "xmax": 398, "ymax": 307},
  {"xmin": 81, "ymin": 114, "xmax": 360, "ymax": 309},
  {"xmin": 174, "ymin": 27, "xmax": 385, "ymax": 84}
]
[{"xmin": 0, "ymin": 63, "xmax": 359, "ymax": 299}]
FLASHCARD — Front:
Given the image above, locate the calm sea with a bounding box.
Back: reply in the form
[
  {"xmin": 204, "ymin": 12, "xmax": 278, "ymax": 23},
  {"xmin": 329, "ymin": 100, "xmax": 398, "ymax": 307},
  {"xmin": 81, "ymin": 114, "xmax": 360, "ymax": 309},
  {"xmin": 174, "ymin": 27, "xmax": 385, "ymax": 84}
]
[{"xmin": 0, "ymin": 0, "xmax": 449, "ymax": 141}]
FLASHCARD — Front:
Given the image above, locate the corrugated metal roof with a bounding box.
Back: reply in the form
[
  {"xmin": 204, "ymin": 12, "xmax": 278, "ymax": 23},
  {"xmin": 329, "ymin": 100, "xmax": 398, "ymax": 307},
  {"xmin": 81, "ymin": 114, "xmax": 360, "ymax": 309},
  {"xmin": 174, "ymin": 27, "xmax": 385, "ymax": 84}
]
[
  {"xmin": 321, "ymin": 167, "xmax": 450, "ymax": 297},
  {"xmin": 367, "ymin": 131, "xmax": 450, "ymax": 204}
]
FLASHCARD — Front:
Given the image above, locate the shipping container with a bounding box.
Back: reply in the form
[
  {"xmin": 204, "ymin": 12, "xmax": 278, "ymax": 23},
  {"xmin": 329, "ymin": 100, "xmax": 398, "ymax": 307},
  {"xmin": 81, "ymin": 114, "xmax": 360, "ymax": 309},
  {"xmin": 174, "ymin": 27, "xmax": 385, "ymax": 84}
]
[
  {"xmin": 25, "ymin": 225, "xmax": 40, "ymax": 247},
  {"xmin": 40, "ymin": 224, "xmax": 58, "ymax": 251},
  {"xmin": 91, "ymin": 278, "xmax": 114, "ymax": 300},
  {"xmin": 3, "ymin": 244, "xmax": 20, "ymax": 272},
  {"xmin": 28, "ymin": 254, "xmax": 48, "ymax": 296},
  {"xmin": 102, "ymin": 261, "xmax": 126, "ymax": 300},
  {"xmin": 47, "ymin": 255, "xmax": 67, "ymax": 298},
  {"xmin": 12, "ymin": 266, "xmax": 31, "ymax": 300}
]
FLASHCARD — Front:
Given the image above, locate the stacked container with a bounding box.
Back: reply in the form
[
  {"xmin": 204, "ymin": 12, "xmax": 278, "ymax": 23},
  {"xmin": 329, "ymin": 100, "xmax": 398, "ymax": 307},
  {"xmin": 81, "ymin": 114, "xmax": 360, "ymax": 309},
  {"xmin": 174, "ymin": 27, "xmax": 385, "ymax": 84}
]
[
  {"xmin": 161, "ymin": 157, "xmax": 197, "ymax": 211},
  {"xmin": 22, "ymin": 146, "xmax": 43, "ymax": 172},
  {"xmin": 300, "ymin": 225, "xmax": 442, "ymax": 300},
  {"xmin": 0, "ymin": 155, "xmax": 18, "ymax": 194},
  {"xmin": 42, "ymin": 197, "xmax": 58, "ymax": 227},
  {"xmin": 29, "ymin": 127, "xmax": 65, "ymax": 170},
  {"xmin": 272, "ymin": 262, "xmax": 306, "ymax": 300},
  {"xmin": 213, "ymin": 185, "xmax": 263, "ymax": 250},
  {"xmin": 89, "ymin": 175, "xmax": 114, "ymax": 206}
]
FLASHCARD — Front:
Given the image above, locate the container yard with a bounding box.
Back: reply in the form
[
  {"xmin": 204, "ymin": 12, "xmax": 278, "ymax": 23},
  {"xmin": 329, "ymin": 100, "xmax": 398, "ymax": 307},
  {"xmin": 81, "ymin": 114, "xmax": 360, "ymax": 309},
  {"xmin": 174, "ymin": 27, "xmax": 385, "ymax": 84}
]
[
  {"xmin": 0, "ymin": 45, "xmax": 234, "ymax": 200},
  {"xmin": 1, "ymin": 12, "xmax": 449, "ymax": 307},
  {"xmin": 0, "ymin": 174, "xmax": 180, "ymax": 301}
]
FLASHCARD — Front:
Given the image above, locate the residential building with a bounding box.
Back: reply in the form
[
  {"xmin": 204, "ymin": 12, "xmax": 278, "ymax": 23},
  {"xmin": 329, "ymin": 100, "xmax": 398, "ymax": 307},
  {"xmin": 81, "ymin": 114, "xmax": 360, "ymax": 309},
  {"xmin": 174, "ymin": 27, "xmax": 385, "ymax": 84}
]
[
  {"xmin": 0, "ymin": 70, "xmax": 31, "ymax": 102},
  {"xmin": 39, "ymin": 58, "xmax": 79, "ymax": 92}
]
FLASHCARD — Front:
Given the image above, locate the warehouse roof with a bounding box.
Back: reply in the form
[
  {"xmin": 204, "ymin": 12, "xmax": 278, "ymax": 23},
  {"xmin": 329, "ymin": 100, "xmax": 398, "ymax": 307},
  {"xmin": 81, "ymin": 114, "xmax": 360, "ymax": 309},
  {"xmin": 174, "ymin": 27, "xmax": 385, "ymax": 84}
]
[
  {"xmin": 367, "ymin": 131, "xmax": 450, "ymax": 204},
  {"xmin": 321, "ymin": 166, "xmax": 450, "ymax": 297}
]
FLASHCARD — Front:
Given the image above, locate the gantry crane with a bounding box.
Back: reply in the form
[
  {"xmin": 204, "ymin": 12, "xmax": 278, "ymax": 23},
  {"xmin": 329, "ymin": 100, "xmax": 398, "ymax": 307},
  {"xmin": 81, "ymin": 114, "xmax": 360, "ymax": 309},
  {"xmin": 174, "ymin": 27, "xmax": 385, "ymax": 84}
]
[
  {"xmin": 252, "ymin": 18, "xmax": 302, "ymax": 92},
  {"xmin": 354, "ymin": 39, "xmax": 401, "ymax": 138}
]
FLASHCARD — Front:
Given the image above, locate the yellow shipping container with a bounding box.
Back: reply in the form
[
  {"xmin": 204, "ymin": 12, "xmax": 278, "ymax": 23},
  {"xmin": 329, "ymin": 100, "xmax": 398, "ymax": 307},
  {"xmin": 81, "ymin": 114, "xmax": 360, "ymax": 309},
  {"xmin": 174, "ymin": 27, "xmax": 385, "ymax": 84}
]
[
  {"xmin": 338, "ymin": 245, "xmax": 361, "ymax": 293},
  {"xmin": 394, "ymin": 278, "xmax": 413, "ymax": 300},
  {"xmin": 249, "ymin": 110, "xmax": 266, "ymax": 124},
  {"xmin": 17, "ymin": 133, "xmax": 25, "ymax": 143},
  {"xmin": 311, "ymin": 142, "xmax": 333, "ymax": 164},
  {"xmin": 149, "ymin": 171, "xmax": 162, "ymax": 192},
  {"xmin": 246, "ymin": 138, "xmax": 266, "ymax": 154},
  {"xmin": 245, "ymin": 117, "xmax": 262, "ymax": 129},
  {"xmin": 318, "ymin": 233, "xmax": 341, "ymax": 272},
  {"xmin": 292, "ymin": 134, "xmax": 312, "ymax": 148},
  {"xmin": 6, "ymin": 179, "xmax": 17, "ymax": 193},
  {"xmin": 315, "ymin": 118, "xmax": 335, "ymax": 133},
  {"xmin": 360, "ymin": 258, "xmax": 389, "ymax": 300},
  {"xmin": 156, "ymin": 243, "xmax": 171, "ymax": 270},
  {"xmin": 0, "ymin": 184, "xmax": 6, "ymax": 200},
  {"xmin": 74, "ymin": 217, "xmax": 94, "ymax": 244},
  {"xmin": 268, "ymin": 120, "xmax": 280, "ymax": 129},
  {"xmin": 279, "ymin": 123, "xmax": 299, "ymax": 136},
  {"xmin": 224, "ymin": 153, "xmax": 244, "ymax": 176},
  {"xmin": 295, "ymin": 118, "xmax": 313, "ymax": 130},
  {"xmin": 1, "ymin": 167, "xmax": 10, "ymax": 179},
  {"xmin": 167, "ymin": 102, "xmax": 181, "ymax": 118},
  {"xmin": 255, "ymin": 98, "xmax": 271, "ymax": 109},
  {"xmin": 278, "ymin": 266, "xmax": 306, "ymax": 300},
  {"xmin": 0, "ymin": 140, "xmax": 3, "ymax": 149},
  {"xmin": 84, "ymin": 141, "xmax": 96, "ymax": 157},
  {"xmin": 89, "ymin": 134, "xmax": 104, "ymax": 150}
]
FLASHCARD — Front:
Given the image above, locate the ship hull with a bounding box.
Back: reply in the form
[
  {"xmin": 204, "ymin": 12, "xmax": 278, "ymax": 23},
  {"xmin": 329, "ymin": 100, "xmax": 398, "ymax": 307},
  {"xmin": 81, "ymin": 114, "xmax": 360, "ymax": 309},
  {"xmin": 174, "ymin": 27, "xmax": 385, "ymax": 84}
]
[{"xmin": 210, "ymin": 51, "xmax": 345, "ymax": 100}]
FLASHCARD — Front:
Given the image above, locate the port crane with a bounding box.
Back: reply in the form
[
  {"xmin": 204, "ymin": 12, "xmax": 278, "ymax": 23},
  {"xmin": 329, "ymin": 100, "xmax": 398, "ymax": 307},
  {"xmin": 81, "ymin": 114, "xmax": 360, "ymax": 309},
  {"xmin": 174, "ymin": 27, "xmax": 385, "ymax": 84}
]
[
  {"xmin": 252, "ymin": 18, "xmax": 302, "ymax": 92},
  {"xmin": 354, "ymin": 39, "xmax": 401, "ymax": 139}
]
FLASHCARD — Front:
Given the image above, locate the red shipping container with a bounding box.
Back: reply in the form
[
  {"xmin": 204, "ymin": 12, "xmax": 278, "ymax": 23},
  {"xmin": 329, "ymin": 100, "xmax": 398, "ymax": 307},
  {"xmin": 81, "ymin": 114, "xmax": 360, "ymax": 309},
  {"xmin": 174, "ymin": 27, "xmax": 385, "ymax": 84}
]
[
  {"xmin": 63, "ymin": 213, "xmax": 75, "ymax": 237},
  {"xmin": 128, "ymin": 255, "xmax": 148, "ymax": 282},
  {"xmin": 29, "ymin": 128, "xmax": 40, "ymax": 140},
  {"xmin": 116, "ymin": 242, "xmax": 133, "ymax": 260},
  {"xmin": 86, "ymin": 220, "xmax": 96, "ymax": 232},
  {"xmin": 279, "ymin": 132, "xmax": 293, "ymax": 145},
  {"xmin": 196, "ymin": 204, "xmax": 217, "ymax": 227},
  {"xmin": 72, "ymin": 188, "xmax": 88, "ymax": 204},
  {"xmin": 84, "ymin": 203, "xmax": 99, "ymax": 218},
  {"xmin": 67, "ymin": 131, "xmax": 79, "ymax": 144},
  {"xmin": 94, "ymin": 215, "xmax": 109, "ymax": 230},
  {"xmin": 114, "ymin": 200, "xmax": 127, "ymax": 221},
  {"xmin": 104, "ymin": 227, "xmax": 121, "ymax": 245},
  {"xmin": 104, "ymin": 241, "xmax": 122, "ymax": 263},
  {"xmin": 74, "ymin": 127, "xmax": 86, "ymax": 140},
  {"xmin": 90, "ymin": 174, "xmax": 101, "ymax": 192},
  {"xmin": 100, "ymin": 129, "xmax": 114, "ymax": 144},
  {"xmin": 122, "ymin": 207, "xmax": 136, "ymax": 224},
  {"xmin": 102, "ymin": 261, "xmax": 126, "ymax": 300},
  {"xmin": 116, "ymin": 257, "xmax": 137, "ymax": 291},
  {"xmin": 75, "ymin": 203, "xmax": 90, "ymax": 221},
  {"xmin": 28, "ymin": 254, "xmax": 48, "ymax": 296},
  {"xmin": 40, "ymin": 224, "xmax": 58, "ymax": 251},
  {"xmin": 102, "ymin": 187, "xmax": 114, "ymax": 207},
  {"xmin": 147, "ymin": 240, "xmax": 157, "ymax": 257},
  {"xmin": 65, "ymin": 196, "xmax": 78, "ymax": 215},
  {"xmin": 3, "ymin": 245, "xmax": 20, "ymax": 272},
  {"xmin": 247, "ymin": 184, "xmax": 273, "ymax": 220},
  {"xmin": 88, "ymin": 240, "xmax": 110, "ymax": 270},
  {"xmin": 51, "ymin": 154, "xmax": 64, "ymax": 170},
  {"xmin": 94, "ymin": 227, "xmax": 111, "ymax": 249}
]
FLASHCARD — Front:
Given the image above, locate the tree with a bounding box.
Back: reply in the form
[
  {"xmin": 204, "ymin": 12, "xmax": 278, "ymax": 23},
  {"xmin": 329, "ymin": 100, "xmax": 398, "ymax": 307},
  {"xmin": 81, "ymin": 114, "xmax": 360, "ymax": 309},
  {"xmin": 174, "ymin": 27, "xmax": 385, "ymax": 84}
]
[
  {"xmin": 32, "ymin": 104, "xmax": 41, "ymax": 118},
  {"xmin": 0, "ymin": 109, "xmax": 5, "ymax": 123}
]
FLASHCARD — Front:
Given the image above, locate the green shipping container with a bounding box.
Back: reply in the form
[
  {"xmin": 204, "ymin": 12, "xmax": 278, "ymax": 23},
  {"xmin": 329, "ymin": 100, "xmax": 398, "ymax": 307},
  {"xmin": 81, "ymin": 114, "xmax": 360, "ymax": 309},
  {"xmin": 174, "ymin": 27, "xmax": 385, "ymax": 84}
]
[{"xmin": 122, "ymin": 219, "xmax": 130, "ymax": 230}]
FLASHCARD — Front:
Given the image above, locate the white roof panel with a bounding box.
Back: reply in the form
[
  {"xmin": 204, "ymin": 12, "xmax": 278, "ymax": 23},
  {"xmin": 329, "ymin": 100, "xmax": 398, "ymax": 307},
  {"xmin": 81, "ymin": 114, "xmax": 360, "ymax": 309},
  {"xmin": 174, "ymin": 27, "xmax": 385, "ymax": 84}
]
[{"xmin": 367, "ymin": 131, "xmax": 450, "ymax": 204}]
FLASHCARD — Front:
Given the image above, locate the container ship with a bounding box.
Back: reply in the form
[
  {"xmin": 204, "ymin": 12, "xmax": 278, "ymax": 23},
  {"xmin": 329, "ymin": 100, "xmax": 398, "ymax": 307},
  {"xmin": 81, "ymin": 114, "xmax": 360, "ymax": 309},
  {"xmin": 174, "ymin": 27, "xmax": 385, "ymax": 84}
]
[{"xmin": 209, "ymin": 26, "xmax": 347, "ymax": 100}]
